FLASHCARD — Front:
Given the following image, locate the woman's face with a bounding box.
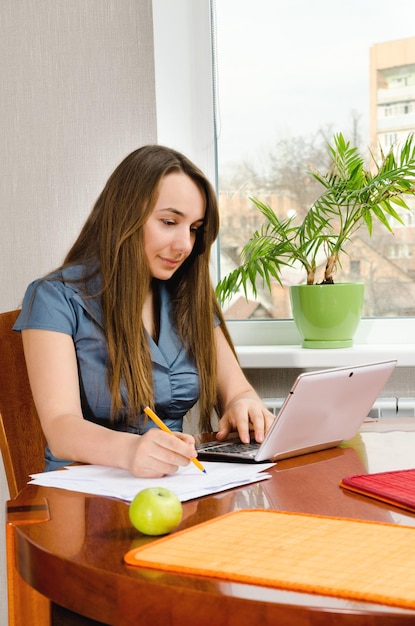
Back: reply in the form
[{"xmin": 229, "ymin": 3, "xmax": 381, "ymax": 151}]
[{"xmin": 143, "ymin": 172, "xmax": 206, "ymax": 280}]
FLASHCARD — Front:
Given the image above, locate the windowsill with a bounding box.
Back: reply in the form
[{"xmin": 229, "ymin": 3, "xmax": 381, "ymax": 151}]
[
  {"xmin": 228, "ymin": 318, "xmax": 415, "ymax": 368},
  {"xmin": 236, "ymin": 343, "xmax": 415, "ymax": 368}
]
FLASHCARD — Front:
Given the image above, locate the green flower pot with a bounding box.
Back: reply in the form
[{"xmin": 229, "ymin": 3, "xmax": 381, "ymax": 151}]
[{"xmin": 289, "ymin": 283, "xmax": 365, "ymax": 349}]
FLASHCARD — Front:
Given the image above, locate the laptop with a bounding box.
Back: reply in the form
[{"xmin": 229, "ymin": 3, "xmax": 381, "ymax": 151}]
[{"xmin": 196, "ymin": 360, "xmax": 397, "ymax": 463}]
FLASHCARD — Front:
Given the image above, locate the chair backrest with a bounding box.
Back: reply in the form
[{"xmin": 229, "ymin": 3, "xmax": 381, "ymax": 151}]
[{"xmin": 0, "ymin": 310, "xmax": 46, "ymax": 498}]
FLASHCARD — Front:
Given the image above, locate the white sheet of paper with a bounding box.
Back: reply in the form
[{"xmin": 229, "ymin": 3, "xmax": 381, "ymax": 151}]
[{"xmin": 29, "ymin": 461, "xmax": 275, "ymax": 502}]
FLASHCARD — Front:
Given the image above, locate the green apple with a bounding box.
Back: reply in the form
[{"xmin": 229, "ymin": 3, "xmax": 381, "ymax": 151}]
[{"xmin": 129, "ymin": 487, "xmax": 183, "ymax": 536}]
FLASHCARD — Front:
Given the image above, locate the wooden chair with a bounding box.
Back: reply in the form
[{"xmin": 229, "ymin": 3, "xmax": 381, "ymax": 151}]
[
  {"xmin": 0, "ymin": 309, "xmax": 47, "ymax": 499},
  {"xmin": 1, "ymin": 309, "xmax": 107, "ymax": 626},
  {"xmin": 0, "ymin": 309, "xmax": 51, "ymax": 625}
]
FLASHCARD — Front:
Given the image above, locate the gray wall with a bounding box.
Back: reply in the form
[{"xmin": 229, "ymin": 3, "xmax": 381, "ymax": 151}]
[
  {"xmin": 1, "ymin": 0, "xmax": 157, "ymax": 313},
  {"xmin": 1, "ymin": 1, "xmax": 157, "ymax": 622}
]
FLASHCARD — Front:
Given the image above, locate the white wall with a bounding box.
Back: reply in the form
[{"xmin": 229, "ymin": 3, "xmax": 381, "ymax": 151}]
[
  {"xmin": 0, "ymin": 1, "xmax": 157, "ymax": 622},
  {"xmin": 152, "ymin": 0, "xmax": 216, "ymax": 183}
]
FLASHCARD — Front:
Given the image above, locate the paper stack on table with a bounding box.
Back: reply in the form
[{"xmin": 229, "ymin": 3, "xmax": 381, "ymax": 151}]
[{"xmin": 29, "ymin": 461, "xmax": 275, "ymax": 502}]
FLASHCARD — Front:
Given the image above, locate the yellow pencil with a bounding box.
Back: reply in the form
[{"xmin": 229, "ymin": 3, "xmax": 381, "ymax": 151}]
[{"xmin": 143, "ymin": 406, "xmax": 207, "ymax": 474}]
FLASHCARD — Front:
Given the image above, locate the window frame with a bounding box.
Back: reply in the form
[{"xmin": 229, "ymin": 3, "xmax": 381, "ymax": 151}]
[{"xmin": 152, "ymin": 0, "xmax": 415, "ymax": 359}]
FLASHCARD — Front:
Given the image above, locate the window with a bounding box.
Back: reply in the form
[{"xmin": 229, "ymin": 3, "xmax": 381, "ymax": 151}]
[
  {"xmin": 214, "ymin": 0, "xmax": 415, "ymax": 319},
  {"xmin": 152, "ymin": 0, "xmax": 415, "ymax": 349}
]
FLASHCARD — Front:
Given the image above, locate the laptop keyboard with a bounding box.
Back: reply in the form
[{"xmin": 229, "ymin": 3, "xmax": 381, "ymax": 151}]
[{"xmin": 197, "ymin": 441, "xmax": 261, "ymax": 454}]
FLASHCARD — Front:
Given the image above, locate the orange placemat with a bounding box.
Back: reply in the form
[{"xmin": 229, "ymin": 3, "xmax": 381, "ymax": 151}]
[{"xmin": 125, "ymin": 509, "xmax": 415, "ymax": 610}]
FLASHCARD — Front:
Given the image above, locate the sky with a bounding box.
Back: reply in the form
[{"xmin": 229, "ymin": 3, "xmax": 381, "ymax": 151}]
[{"xmin": 215, "ymin": 0, "xmax": 415, "ymax": 166}]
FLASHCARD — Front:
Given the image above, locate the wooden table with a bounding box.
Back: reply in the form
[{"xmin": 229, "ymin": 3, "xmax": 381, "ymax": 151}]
[{"xmin": 7, "ymin": 419, "xmax": 415, "ymax": 625}]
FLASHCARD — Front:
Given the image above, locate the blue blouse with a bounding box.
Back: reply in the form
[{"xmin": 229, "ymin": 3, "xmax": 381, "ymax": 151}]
[{"xmin": 14, "ymin": 265, "xmax": 200, "ymax": 470}]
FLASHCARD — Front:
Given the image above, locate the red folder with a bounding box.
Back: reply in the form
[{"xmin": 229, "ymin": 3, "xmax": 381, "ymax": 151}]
[{"xmin": 340, "ymin": 468, "xmax": 415, "ymax": 513}]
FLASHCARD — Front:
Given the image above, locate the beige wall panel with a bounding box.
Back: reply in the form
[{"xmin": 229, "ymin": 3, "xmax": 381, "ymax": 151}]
[{"xmin": 0, "ymin": 0, "xmax": 157, "ymax": 312}]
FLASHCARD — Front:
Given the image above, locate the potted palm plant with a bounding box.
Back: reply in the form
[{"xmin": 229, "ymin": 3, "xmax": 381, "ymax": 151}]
[{"xmin": 216, "ymin": 133, "xmax": 415, "ymax": 348}]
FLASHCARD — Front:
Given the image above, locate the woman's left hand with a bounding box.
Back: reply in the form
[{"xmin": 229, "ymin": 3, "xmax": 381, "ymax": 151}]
[{"xmin": 216, "ymin": 397, "xmax": 275, "ymax": 444}]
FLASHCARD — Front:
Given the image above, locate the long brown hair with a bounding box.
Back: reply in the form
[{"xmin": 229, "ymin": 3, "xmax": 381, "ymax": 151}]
[{"xmin": 61, "ymin": 145, "xmax": 233, "ymax": 431}]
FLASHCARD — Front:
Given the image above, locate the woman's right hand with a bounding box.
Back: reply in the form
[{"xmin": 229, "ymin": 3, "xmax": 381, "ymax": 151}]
[
  {"xmin": 22, "ymin": 328, "xmax": 197, "ymax": 478},
  {"xmin": 126, "ymin": 429, "xmax": 197, "ymax": 478}
]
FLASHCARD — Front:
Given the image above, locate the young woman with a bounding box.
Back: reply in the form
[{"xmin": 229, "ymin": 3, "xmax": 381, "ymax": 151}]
[{"xmin": 14, "ymin": 145, "xmax": 274, "ymax": 477}]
